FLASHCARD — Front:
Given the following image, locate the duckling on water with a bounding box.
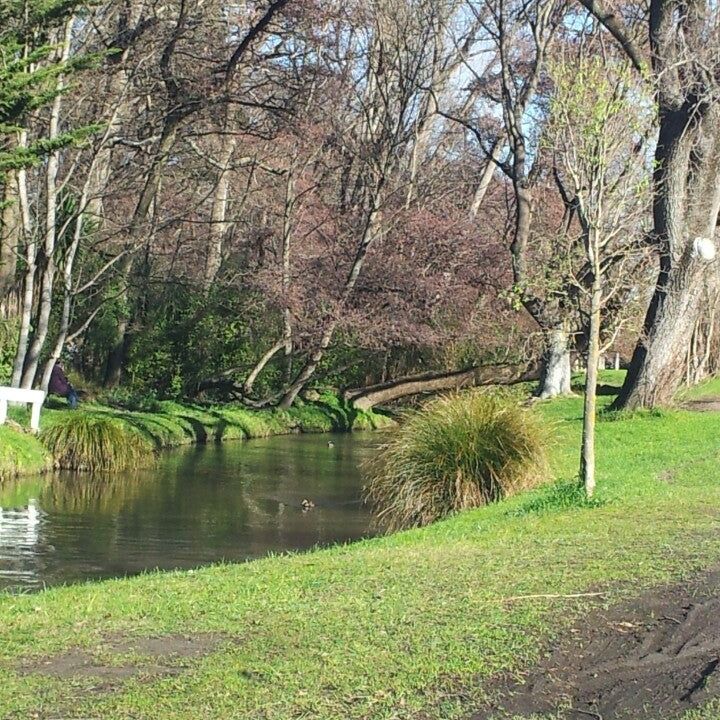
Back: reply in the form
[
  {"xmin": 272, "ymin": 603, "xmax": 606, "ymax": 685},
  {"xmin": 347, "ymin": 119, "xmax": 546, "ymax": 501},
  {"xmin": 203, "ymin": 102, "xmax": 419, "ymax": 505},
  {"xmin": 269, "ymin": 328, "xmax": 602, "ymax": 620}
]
[
  {"xmin": 301, "ymin": 498, "xmax": 316, "ymax": 511},
  {"xmin": 327, "ymin": 440, "xmax": 335, "ymax": 448}
]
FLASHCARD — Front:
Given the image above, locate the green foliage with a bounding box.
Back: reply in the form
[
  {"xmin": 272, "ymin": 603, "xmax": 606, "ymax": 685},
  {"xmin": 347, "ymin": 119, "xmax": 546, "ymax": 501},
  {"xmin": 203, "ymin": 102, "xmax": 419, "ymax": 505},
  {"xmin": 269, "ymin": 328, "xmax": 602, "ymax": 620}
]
[
  {"xmin": 101, "ymin": 386, "xmax": 164, "ymax": 413},
  {"xmin": 40, "ymin": 413, "xmax": 153, "ymax": 471},
  {"xmin": 0, "ymin": 1, "xmax": 101, "ymax": 173},
  {"xmin": 365, "ymin": 391, "xmax": 549, "ymax": 532},
  {"xmin": 0, "ymin": 318, "xmax": 17, "ymax": 384},
  {"xmin": 109, "ymin": 285, "xmax": 284, "ymax": 399}
]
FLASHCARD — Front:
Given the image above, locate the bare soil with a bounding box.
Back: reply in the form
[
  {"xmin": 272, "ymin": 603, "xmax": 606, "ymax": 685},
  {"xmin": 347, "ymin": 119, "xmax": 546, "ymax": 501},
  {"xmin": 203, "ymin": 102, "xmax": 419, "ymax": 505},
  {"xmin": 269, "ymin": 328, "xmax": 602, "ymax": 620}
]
[
  {"xmin": 474, "ymin": 568, "xmax": 720, "ymax": 719},
  {"xmin": 17, "ymin": 632, "xmax": 232, "ymax": 687},
  {"xmin": 681, "ymin": 398, "xmax": 720, "ymax": 412}
]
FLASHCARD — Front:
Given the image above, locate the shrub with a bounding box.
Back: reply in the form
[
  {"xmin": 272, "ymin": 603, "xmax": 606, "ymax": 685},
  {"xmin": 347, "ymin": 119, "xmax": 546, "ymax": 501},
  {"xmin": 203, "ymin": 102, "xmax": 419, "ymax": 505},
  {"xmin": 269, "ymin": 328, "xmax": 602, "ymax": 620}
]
[
  {"xmin": 0, "ymin": 319, "xmax": 17, "ymax": 385},
  {"xmin": 40, "ymin": 414, "xmax": 153, "ymax": 472},
  {"xmin": 364, "ymin": 391, "xmax": 549, "ymax": 531}
]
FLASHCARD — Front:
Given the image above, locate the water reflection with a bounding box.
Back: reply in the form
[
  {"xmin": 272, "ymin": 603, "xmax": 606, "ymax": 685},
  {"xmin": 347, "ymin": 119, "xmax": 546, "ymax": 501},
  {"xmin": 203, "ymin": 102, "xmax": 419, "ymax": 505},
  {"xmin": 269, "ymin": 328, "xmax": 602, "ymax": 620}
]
[{"xmin": 0, "ymin": 433, "xmax": 379, "ymax": 592}]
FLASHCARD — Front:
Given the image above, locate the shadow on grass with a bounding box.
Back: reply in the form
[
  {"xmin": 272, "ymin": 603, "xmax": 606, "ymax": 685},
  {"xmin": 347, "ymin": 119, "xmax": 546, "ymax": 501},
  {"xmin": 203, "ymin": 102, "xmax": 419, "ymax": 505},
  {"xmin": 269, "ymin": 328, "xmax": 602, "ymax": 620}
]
[
  {"xmin": 311, "ymin": 402, "xmax": 352, "ymax": 432},
  {"xmin": 570, "ymin": 382, "xmax": 621, "ymax": 396},
  {"xmin": 177, "ymin": 416, "xmax": 208, "ymax": 443},
  {"xmin": 508, "ymin": 478, "xmax": 605, "ymax": 517},
  {"xmin": 211, "ymin": 415, "xmax": 229, "ymax": 442},
  {"xmin": 114, "ymin": 413, "xmax": 194, "ymax": 450}
]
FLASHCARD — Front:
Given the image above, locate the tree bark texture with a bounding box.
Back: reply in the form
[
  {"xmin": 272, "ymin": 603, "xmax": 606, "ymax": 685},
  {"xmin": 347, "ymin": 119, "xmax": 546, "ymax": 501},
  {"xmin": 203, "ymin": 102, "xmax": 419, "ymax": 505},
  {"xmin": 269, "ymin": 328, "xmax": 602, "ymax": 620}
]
[{"xmin": 538, "ymin": 327, "xmax": 572, "ymax": 398}]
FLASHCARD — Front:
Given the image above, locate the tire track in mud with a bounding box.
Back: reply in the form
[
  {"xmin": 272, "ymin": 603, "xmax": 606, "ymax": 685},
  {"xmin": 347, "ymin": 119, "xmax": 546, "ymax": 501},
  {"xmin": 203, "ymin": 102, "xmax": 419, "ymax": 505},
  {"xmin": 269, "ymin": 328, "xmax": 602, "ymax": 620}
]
[{"xmin": 474, "ymin": 569, "xmax": 720, "ymax": 719}]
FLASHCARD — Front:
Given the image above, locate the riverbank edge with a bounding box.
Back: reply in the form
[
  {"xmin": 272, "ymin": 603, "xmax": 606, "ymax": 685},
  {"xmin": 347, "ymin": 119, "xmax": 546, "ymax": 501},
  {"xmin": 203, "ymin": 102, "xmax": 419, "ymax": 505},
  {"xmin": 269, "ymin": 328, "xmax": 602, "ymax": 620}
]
[
  {"xmin": 0, "ymin": 394, "xmax": 396, "ymax": 479},
  {"xmin": 4, "ymin": 385, "xmax": 720, "ymax": 719}
]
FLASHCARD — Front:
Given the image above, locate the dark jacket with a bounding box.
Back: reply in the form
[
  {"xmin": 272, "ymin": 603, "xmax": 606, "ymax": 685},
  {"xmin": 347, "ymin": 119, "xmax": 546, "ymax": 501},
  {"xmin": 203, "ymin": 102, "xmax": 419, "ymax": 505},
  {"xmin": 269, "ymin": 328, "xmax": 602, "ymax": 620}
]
[{"xmin": 49, "ymin": 363, "xmax": 71, "ymax": 395}]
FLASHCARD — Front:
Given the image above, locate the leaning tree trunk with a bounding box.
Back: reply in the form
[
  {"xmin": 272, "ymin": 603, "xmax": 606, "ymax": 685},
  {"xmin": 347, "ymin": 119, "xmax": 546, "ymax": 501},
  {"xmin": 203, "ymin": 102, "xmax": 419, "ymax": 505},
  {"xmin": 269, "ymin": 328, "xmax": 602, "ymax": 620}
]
[
  {"xmin": 538, "ymin": 327, "xmax": 572, "ymax": 398},
  {"xmin": 345, "ymin": 362, "xmax": 540, "ymax": 410}
]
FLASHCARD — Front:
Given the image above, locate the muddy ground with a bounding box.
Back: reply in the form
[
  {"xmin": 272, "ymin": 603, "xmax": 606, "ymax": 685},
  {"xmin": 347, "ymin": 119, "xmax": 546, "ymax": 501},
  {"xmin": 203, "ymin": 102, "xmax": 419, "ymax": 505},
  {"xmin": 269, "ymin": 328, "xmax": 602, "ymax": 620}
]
[
  {"xmin": 15, "ymin": 632, "xmax": 233, "ymax": 690},
  {"xmin": 474, "ymin": 568, "xmax": 720, "ymax": 719}
]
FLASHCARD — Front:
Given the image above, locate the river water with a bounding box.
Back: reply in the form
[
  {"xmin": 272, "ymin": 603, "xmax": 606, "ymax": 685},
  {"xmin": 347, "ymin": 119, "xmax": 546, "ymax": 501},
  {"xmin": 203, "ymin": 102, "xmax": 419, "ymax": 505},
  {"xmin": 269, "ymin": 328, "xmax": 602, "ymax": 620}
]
[{"xmin": 0, "ymin": 433, "xmax": 380, "ymax": 593}]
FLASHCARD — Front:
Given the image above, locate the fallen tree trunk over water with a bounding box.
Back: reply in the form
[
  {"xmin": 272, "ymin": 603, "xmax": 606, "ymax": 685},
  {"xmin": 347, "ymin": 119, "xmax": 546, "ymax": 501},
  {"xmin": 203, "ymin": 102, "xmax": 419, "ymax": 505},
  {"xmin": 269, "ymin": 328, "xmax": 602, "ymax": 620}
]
[{"xmin": 344, "ymin": 362, "xmax": 540, "ymax": 411}]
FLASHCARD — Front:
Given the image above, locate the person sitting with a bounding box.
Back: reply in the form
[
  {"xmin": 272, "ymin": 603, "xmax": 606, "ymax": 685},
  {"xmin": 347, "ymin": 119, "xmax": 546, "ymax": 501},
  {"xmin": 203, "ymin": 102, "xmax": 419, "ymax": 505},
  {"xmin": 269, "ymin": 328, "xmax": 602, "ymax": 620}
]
[{"xmin": 49, "ymin": 361, "xmax": 79, "ymax": 409}]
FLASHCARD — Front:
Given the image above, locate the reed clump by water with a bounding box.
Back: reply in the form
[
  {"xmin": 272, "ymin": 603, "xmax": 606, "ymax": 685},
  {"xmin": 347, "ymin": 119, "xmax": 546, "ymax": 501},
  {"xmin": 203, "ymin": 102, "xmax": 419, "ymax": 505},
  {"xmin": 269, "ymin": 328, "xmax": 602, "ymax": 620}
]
[
  {"xmin": 40, "ymin": 414, "xmax": 153, "ymax": 472},
  {"xmin": 365, "ymin": 391, "xmax": 549, "ymax": 532}
]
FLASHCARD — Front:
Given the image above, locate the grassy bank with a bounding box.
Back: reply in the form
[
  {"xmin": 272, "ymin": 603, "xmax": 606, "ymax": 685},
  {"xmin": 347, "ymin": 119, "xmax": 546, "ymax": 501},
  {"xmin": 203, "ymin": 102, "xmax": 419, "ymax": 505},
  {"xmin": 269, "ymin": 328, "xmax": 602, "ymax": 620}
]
[
  {"xmin": 2, "ymin": 374, "xmax": 720, "ymax": 718},
  {"xmin": 0, "ymin": 393, "xmax": 395, "ymax": 476},
  {"xmin": 0, "ymin": 425, "xmax": 51, "ymax": 481}
]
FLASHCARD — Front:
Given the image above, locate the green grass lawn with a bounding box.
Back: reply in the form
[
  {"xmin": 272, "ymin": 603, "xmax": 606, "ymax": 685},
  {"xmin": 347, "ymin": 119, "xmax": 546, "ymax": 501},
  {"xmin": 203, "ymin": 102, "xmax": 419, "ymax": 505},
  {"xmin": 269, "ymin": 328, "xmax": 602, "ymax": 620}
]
[{"xmin": 2, "ymin": 376, "xmax": 720, "ymax": 718}]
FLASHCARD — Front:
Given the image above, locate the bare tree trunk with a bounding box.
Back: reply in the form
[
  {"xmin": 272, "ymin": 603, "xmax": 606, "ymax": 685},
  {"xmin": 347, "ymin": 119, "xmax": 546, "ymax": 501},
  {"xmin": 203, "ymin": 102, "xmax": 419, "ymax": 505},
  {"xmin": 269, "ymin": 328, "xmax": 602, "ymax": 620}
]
[
  {"xmin": 39, "ymin": 177, "xmax": 91, "ymax": 392},
  {"xmin": 615, "ymin": 256, "xmax": 713, "ymax": 408},
  {"xmin": 612, "ymin": 11, "xmax": 720, "ymax": 408},
  {"xmin": 203, "ymin": 125, "xmax": 235, "ymax": 291},
  {"xmin": 39, "ymin": 274, "xmax": 74, "ymax": 394},
  {"xmin": 281, "ymin": 168, "xmax": 294, "ymax": 381},
  {"xmin": 10, "ymin": 144, "xmax": 35, "ymax": 387},
  {"xmin": 104, "ymin": 300, "xmax": 131, "ymax": 387},
  {"xmin": 20, "ymin": 23, "xmax": 72, "ymax": 389},
  {"xmin": 243, "ymin": 340, "xmax": 285, "ymax": 396},
  {"xmin": 85, "ymin": 69, "xmax": 133, "ymax": 220},
  {"xmin": 684, "ymin": 280, "xmax": 719, "ymax": 385},
  {"xmin": 538, "ymin": 327, "xmax": 572, "ymax": 398},
  {"xmin": 469, "ymin": 139, "xmax": 503, "ymax": 217},
  {"xmin": 615, "ymin": 116, "xmax": 720, "ymax": 409},
  {"xmin": 346, "ymin": 362, "xmax": 540, "ymax": 410},
  {"xmin": 581, "ymin": 279, "xmax": 602, "ymax": 497}
]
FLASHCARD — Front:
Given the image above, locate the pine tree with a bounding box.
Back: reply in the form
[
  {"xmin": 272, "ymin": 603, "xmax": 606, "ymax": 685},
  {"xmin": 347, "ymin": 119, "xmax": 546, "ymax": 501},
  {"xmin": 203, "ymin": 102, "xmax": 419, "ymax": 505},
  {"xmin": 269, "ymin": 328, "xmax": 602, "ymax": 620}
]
[{"xmin": 0, "ymin": 0, "xmax": 97, "ymax": 173}]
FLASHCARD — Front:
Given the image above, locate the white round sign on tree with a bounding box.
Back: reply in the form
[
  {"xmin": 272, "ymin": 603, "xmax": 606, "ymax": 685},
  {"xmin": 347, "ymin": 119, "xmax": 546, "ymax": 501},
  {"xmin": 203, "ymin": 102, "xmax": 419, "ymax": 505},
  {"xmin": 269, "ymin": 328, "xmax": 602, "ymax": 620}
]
[{"xmin": 693, "ymin": 236, "xmax": 716, "ymax": 262}]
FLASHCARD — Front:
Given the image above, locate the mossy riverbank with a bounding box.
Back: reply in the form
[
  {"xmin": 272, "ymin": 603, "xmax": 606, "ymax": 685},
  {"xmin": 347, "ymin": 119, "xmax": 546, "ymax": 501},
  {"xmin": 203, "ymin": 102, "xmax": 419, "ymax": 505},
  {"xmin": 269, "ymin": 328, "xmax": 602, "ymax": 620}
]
[
  {"xmin": 0, "ymin": 393, "xmax": 395, "ymax": 477},
  {"xmin": 3, "ymin": 373, "xmax": 720, "ymax": 718}
]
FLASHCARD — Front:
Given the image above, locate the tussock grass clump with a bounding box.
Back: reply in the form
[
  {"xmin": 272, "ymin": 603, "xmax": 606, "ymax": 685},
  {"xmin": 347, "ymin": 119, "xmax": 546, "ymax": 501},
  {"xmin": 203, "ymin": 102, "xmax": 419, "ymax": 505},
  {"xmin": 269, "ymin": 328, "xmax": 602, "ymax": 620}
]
[
  {"xmin": 40, "ymin": 414, "xmax": 153, "ymax": 472},
  {"xmin": 365, "ymin": 392, "xmax": 549, "ymax": 531}
]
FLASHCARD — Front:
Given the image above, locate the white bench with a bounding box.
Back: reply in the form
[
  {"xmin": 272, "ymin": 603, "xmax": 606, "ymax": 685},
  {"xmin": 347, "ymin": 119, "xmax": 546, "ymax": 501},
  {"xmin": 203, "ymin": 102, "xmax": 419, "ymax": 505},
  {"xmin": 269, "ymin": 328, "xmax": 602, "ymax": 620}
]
[{"xmin": 0, "ymin": 386, "xmax": 46, "ymax": 432}]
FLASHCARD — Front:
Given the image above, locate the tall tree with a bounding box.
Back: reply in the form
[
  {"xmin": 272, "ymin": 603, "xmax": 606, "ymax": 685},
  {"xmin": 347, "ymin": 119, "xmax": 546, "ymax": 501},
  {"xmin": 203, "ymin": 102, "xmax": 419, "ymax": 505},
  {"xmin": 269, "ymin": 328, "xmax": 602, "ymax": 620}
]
[{"xmin": 580, "ymin": 0, "xmax": 720, "ymax": 408}]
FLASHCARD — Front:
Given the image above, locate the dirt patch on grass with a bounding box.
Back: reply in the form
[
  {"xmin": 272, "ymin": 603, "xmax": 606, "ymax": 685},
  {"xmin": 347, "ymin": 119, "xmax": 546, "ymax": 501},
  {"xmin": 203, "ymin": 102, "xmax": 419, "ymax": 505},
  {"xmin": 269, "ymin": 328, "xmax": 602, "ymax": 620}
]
[
  {"xmin": 474, "ymin": 568, "xmax": 720, "ymax": 719},
  {"xmin": 17, "ymin": 632, "xmax": 232, "ymax": 684},
  {"xmin": 681, "ymin": 398, "xmax": 720, "ymax": 412}
]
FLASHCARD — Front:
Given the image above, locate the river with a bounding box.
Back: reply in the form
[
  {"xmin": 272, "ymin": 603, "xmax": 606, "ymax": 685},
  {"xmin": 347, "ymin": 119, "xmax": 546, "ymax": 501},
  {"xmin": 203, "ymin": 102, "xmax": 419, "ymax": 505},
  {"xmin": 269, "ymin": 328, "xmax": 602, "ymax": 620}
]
[{"xmin": 0, "ymin": 433, "xmax": 380, "ymax": 592}]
